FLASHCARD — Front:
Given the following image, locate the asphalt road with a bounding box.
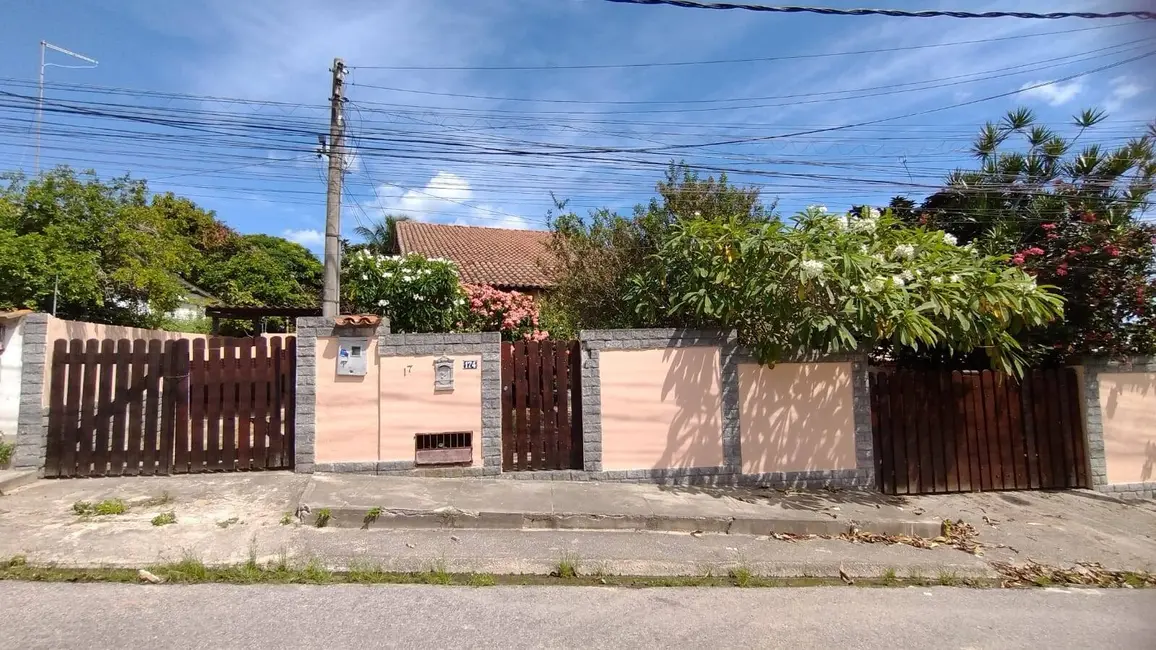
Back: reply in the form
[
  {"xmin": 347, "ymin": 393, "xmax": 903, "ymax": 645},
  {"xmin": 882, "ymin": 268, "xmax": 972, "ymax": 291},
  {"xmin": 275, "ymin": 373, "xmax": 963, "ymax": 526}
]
[{"xmin": 1, "ymin": 583, "xmax": 1153, "ymax": 649}]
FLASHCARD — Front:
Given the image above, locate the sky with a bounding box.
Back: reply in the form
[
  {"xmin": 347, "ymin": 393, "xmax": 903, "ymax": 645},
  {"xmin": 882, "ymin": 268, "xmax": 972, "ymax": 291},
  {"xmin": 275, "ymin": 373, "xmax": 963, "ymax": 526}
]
[{"xmin": 0, "ymin": 0, "xmax": 1153, "ymax": 255}]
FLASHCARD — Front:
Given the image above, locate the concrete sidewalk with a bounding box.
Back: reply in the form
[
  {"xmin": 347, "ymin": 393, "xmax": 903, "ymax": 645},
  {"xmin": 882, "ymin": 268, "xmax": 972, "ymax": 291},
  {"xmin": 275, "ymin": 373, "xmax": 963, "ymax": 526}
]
[
  {"xmin": 0, "ymin": 473, "xmax": 1153, "ymax": 577},
  {"xmin": 300, "ymin": 474, "xmax": 940, "ymax": 537}
]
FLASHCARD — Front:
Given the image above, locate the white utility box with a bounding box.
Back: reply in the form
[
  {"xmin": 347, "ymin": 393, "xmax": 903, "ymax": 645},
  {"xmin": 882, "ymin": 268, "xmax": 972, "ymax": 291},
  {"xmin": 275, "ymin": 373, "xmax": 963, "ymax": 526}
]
[{"xmin": 336, "ymin": 337, "xmax": 369, "ymax": 376}]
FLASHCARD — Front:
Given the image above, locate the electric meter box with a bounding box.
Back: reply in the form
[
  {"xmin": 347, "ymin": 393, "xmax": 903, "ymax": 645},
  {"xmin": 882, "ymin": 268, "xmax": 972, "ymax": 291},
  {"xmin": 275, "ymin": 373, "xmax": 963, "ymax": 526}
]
[{"xmin": 336, "ymin": 337, "xmax": 369, "ymax": 376}]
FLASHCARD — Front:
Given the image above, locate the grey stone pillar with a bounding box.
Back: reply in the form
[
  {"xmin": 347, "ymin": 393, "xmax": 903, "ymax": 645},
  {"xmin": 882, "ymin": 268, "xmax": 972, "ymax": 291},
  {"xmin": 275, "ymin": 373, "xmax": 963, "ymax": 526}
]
[
  {"xmin": 293, "ymin": 316, "xmax": 389, "ymax": 473},
  {"xmin": 14, "ymin": 313, "xmax": 49, "ymax": 472},
  {"xmin": 850, "ymin": 355, "xmax": 876, "ymax": 488}
]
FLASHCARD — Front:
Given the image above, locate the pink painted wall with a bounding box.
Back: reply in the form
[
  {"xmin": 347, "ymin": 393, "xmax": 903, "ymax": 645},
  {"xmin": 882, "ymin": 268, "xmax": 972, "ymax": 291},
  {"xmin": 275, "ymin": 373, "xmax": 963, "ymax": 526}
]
[
  {"xmin": 379, "ymin": 355, "xmax": 484, "ymax": 465},
  {"xmin": 1097, "ymin": 372, "xmax": 1156, "ymax": 485},
  {"xmin": 599, "ymin": 348, "xmax": 724, "ymax": 470},
  {"xmin": 738, "ymin": 362, "xmax": 857, "ymax": 474},
  {"xmin": 314, "ymin": 337, "xmax": 380, "ymax": 463}
]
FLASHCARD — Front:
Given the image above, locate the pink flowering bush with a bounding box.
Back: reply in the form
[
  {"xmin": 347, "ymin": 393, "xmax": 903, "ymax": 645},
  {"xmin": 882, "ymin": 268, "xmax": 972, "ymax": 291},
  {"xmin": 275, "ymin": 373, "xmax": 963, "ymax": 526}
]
[{"xmin": 461, "ymin": 284, "xmax": 549, "ymax": 341}]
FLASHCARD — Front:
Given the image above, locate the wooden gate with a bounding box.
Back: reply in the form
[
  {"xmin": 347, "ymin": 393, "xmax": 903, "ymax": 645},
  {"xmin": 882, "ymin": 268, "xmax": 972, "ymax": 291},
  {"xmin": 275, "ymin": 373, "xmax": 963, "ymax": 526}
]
[
  {"xmin": 869, "ymin": 367, "xmax": 1090, "ymax": 495},
  {"xmin": 45, "ymin": 336, "xmax": 296, "ymax": 478},
  {"xmin": 501, "ymin": 340, "xmax": 582, "ymax": 471}
]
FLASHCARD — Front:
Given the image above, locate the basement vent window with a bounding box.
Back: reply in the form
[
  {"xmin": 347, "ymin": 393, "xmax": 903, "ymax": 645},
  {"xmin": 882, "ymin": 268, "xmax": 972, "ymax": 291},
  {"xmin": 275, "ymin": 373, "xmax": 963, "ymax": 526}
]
[{"xmin": 414, "ymin": 431, "xmax": 473, "ymax": 466}]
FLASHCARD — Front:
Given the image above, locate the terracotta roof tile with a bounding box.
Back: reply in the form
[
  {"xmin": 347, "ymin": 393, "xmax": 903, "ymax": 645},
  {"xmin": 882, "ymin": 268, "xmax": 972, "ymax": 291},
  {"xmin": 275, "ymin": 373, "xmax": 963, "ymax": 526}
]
[
  {"xmin": 395, "ymin": 221, "xmax": 555, "ymax": 289},
  {"xmin": 334, "ymin": 314, "xmax": 382, "ymax": 327}
]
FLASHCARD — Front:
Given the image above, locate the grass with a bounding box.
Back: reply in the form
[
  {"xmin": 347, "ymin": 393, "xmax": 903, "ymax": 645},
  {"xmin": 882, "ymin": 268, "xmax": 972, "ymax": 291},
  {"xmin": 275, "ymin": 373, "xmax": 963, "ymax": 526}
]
[
  {"xmin": 3, "ymin": 554, "xmax": 1144, "ymax": 590},
  {"xmin": 72, "ymin": 499, "xmax": 127, "ymax": 517},
  {"xmin": 363, "ymin": 507, "xmax": 383, "ymax": 528},
  {"xmin": 279, "ymin": 513, "xmax": 293, "ymax": 526},
  {"xmin": 139, "ymin": 492, "xmax": 173, "ymax": 508},
  {"xmin": 151, "ymin": 512, "xmax": 177, "ymax": 527},
  {"xmin": 554, "ymin": 552, "xmax": 580, "ymax": 579},
  {"xmin": 314, "ymin": 508, "xmax": 331, "ymax": 528},
  {"xmin": 728, "ymin": 566, "xmax": 753, "ymax": 588}
]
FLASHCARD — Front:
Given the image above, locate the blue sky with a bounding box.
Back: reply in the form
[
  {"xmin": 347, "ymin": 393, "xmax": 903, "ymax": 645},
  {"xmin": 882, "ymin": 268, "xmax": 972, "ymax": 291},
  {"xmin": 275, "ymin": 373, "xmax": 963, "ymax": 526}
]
[{"xmin": 1, "ymin": 0, "xmax": 1152, "ymax": 254}]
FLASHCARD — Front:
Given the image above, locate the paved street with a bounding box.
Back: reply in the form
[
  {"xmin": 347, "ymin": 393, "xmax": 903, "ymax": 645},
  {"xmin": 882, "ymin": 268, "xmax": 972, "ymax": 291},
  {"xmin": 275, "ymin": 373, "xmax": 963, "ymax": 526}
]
[{"xmin": 1, "ymin": 583, "xmax": 1152, "ymax": 649}]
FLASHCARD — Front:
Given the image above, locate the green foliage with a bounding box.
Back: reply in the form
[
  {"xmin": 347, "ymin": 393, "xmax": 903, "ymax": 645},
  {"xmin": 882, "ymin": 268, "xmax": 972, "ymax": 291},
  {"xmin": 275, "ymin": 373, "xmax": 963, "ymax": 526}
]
[
  {"xmin": 314, "ymin": 508, "xmax": 331, "ymax": 528},
  {"xmin": 190, "ymin": 234, "xmax": 322, "ymax": 335},
  {"xmin": 157, "ymin": 314, "xmax": 213, "ymax": 334},
  {"xmin": 151, "ymin": 512, "xmax": 177, "ymax": 527},
  {"xmin": 632, "ymin": 207, "xmax": 1064, "ymax": 375},
  {"xmin": 0, "ymin": 435, "xmax": 13, "ymax": 466},
  {"xmin": 342, "ymin": 251, "xmax": 465, "ymax": 332},
  {"xmin": 0, "ymin": 168, "xmax": 193, "ymax": 325},
  {"xmin": 353, "ymin": 215, "xmax": 410, "ymax": 255},
  {"xmin": 545, "ymin": 162, "xmax": 774, "ymax": 330},
  {"xmin": 914, "ymin": 107, "xmax": 1156, "ymax": 359},
  {"xmin": 73, "ymin": 499, "xmax": 128, "ymax": 516}
]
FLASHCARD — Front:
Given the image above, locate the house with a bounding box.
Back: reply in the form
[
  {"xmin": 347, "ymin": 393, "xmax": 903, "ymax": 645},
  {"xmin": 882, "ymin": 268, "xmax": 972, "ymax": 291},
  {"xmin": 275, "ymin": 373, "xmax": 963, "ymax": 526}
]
[{"xmin": 394, "ymin": 221, "xmax": 555, "ymax": 295}]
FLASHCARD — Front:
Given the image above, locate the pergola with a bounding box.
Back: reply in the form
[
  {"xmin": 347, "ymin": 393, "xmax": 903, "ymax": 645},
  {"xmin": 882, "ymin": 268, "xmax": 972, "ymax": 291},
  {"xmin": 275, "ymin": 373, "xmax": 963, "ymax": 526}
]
[{"xmin": 203, "ymin": 306, "xmax": 321, "ymax": 335}]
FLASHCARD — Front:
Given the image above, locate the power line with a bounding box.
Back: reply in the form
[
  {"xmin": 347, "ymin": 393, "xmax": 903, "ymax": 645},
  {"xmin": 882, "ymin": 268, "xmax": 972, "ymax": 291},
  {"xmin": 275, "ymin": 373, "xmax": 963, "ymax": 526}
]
[
  {"xmin": 348, "ymin": 22, "xmax": 1136, "ymax": 70},
  {"xmin": 599, "ymin": 0, "xmax": 1156, "ymax": 21}
]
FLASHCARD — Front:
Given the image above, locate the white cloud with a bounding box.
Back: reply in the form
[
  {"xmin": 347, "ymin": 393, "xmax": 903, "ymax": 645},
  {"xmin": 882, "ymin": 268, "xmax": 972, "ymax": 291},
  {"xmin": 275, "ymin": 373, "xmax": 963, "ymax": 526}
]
[
  {"xmin": 1017, "ymin": 80, "xmax": 1084, "ymax": 107},
  {"xmin": 375, "ymin": 171, "xmax": 474, "ymax": 218},
  {"xmin": 283, "ymin": 228, "xmax": 323, "ymax": 248},
  {"xmin": 1104, "ymin": 76, "xmax": 1143, "ymax": 113}
]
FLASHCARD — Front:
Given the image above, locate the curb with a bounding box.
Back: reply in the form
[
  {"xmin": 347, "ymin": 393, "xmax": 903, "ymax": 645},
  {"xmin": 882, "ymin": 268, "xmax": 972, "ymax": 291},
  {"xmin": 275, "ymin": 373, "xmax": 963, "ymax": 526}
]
[
  {"xmin": 0, "ymin": 470, "xmax": 37, "ymax": 496},
  {"xmin": 307, "ymin": 505, "xmax": 942, "ymax": 538}
]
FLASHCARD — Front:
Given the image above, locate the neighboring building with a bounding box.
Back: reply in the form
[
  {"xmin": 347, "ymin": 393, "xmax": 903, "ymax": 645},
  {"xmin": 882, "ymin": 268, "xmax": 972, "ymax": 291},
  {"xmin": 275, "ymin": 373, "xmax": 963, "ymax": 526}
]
[
  {"xmin": 394, "ymin": 221, "xmax": 555, "ymax": 294},
  {"xmin": 171, "ymin": 279, "xmax": 216, "ymax": 321},
  {"xmin": 0, "ymin": 311, "xmax": 32, "ymax": 439}
]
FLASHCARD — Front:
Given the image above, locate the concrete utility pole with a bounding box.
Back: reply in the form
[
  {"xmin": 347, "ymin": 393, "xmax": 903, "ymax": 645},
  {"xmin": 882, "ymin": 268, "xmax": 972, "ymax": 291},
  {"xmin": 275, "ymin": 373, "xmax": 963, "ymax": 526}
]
[{"xmin": 321, "ymin": 58, "xmax": 346, "ymax": 319}]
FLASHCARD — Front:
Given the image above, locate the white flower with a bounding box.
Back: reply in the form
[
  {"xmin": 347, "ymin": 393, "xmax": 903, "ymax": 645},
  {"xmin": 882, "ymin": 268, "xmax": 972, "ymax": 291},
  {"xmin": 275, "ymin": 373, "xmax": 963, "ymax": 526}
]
[
  {"xmin": 891, "ymin": 275, "xmax": 906, "ymax": 288},
  {"xmin": 455, "ymin": 298, "xmax": 465, "ymax": 306},
  {"xmin": 830, "ymin": 217, "xmax": 845, "ymax": 231},
  {"xmin": 872, "ymin": 253, "xmax": 885, "ymax": 263},
  {"xmin": 863, "ymin": 276, "xmax": 886, "ymax": 294},
  {"xmin": 859, "ymin": 244, "xmax": 869, "ymax": 255},
  {"xmin": 809, "ymin": 204, "xmax": 827, "ymax": 214},
  {"xmin": 413, "ymin": 294, "xmax": 423, "ymax": 301},
  {"xmin": 930, "ymin": 276, "xmax": 943, "ymax": 285},
  {"xmin": 799, "ymin": 259, "xmax": 826, "ymax": 280},
  {"xmin": 377, "ymin": 299, "xmax": 389, "ymax": 307},
  {"xmin": 949, "ymin": 274, "xmax": 961, "ymax": 283},
  {"xmin": 892, "ymin": 244, "xmax": 916, "ymax": 260},
  {"xmin": 693, "ymin": 210, "xmax": 701, "ymax": 217},
  {"xmin": 401, "ymin": 275, "xmax": 412, "ymax": 282},
  {"xmin": 914, "ymin": 269, "xmax": 923, "ymax": 277},
  {"xmin": 962, "ymin": 243, "xmax": 976, "ymax": 255},
  {"xmin": 850, "ymin": 217, "xmax": 877, "ymax": 233},
  {"xmin": 360, "ymin": 274, "xmax": 368, "ymax": 281},
  {"xmin": 867, "ymin": 207, "xmax": 881, "ymax": 219},
  {"xmin": 943, "ymin": 233, "xmax": 958, "ymax": 246},
  {"xmin": 383, "ymin": 272, "xmax": 393, "ymax": 279},
  {"xmin": 899, "ymin": 270, "xmax": 915, "ymax": 282}
]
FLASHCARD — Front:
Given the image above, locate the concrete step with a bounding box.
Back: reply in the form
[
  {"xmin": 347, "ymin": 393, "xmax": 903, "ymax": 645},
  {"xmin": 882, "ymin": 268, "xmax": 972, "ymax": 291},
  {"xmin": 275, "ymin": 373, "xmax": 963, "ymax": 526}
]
[{"xmin": 0, "ymin": 469, "xmax": 38, "ymax": 495}]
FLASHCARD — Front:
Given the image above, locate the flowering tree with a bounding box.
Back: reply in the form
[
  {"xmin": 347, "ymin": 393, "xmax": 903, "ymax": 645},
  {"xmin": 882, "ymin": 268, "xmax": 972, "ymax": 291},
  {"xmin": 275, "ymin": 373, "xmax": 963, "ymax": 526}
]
[
  {"xmin": 629, "ymin": 207, "xmax": 1064, "ymax": 376},
  {"xmin": 462, "ymin": 284, "xmax": 548, "ymax": 341},
  {"xmin": 914, "ymin": 109, "xmax": 1156, "ymax": 358},
  {"xmin": 342, "ymin": 251, "xmax": 464, "ymax": 332}
]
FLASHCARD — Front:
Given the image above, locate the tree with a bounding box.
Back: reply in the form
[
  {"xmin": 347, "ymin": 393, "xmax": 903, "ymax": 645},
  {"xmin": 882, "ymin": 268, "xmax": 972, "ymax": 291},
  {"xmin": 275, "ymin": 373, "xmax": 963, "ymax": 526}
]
[
  {"xmin": 915, "ymin": 108, "xmax": 1156, "ymax": 359},
  {"xmin": 0, "ymin": 168, "xmax": 192, "ymax": 326},
  {"xmin": 342, "ymin": 251, "xmax": 463, "ymax": 333},
  {"xmin": 544, "ymin": 162, "xmax": 774, "ymax": 330},
  {"xmin": 630, "ymin": 207, "xmax": 1064, "ymax": 375},
  {"xmin": 353, "ymin": 215, "xmax": 410, "ymax": 255}
]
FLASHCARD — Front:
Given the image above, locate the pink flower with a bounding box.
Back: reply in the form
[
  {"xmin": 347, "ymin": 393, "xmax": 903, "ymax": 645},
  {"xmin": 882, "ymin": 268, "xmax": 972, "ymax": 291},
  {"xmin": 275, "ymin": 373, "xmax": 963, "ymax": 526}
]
[
  {"xmin": 1041, "ymin": 223, "xmax": 1057, "ymax": 231},
  {"xmin": 1105, "ymin": 245, "xmax": 1120, "ymax": 257},
  {"xmin": 1046, "ymin": 233, "xmax": 1059, "ymax": 240},
  {"xmin": 1025, "ymin": 247, "xmax": 1045, "ymax": 256},
  {"xmin": 1012, "ymin": 255, "xmax": 1025, "ymax": 266}
]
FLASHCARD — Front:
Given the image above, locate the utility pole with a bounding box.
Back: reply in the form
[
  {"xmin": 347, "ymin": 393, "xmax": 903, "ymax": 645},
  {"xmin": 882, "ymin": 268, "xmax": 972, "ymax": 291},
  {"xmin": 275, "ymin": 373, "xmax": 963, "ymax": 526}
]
[
  {"xmin": 322, "ymin": 58, "xmax": 346, "ymax": 319},
  {"xmin": 35, "ymin": 41, "xmax": 98, "ymax": 175}
]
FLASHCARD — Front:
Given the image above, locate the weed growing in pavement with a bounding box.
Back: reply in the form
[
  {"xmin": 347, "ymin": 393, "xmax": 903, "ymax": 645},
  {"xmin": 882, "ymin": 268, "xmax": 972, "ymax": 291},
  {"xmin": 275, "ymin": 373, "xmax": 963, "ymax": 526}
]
[
  {"xmin": 150, "ymin": 512, "xmax": 177, "ymax": 527},
  {"xmin": 314, "ymin": 508, "xmax": 331, "ymax": 528},
  {"xmin": 423, "ymin": 559, "xmax": 453, "ymax": 585},
  {"xmin": 217, "ymin": 517, "xmax": 240, "ymax": 529},
  {"xmin": 467, "ymin": 573, "xmax": 497, "ymax": 587},
  {"xmin": 881, "ymin": 568, "xmax": 899, "ymax": 585},
  {"xmin": 279, "ymin": 513, "xmax": 293, "ymax": 526},
  {"xmin": 554, "ymin": 552, "xmax": 580, "ymax": 579},
  {"xmin": 73, "ymin": 499, "xmax": 127, "ymax": 517},
  {"xmin": 347, "ymin": 560, "xmax": 389, "ymax": 584},
  {"xmin": 363, "ymin": 507, "xmax": 382, "ymax": 528},
  {"xmin": 937, "ymin": 571, "xmax": 961, "ymax": 586},
  {"xmin": 302, "ymin": 557, "xmax": 332, "ymax": 583},
  {"xmin": 729, "ymin": 566, "xmax": 753, "ymax": 588}
]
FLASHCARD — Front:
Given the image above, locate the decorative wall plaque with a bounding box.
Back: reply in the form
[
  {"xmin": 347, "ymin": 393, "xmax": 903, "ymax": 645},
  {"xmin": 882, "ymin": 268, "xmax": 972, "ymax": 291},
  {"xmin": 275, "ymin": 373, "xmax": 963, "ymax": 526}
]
[{"xmin": 433, "ymin": 356, "xmax": 454, "ymax": 391}]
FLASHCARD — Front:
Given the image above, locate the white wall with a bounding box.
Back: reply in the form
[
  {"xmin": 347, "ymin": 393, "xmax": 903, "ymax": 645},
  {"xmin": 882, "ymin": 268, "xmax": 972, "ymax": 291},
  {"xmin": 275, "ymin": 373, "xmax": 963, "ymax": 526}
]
[{"xmin": 0, "ymin": 317, "xmax": 24, "ymax": 438}]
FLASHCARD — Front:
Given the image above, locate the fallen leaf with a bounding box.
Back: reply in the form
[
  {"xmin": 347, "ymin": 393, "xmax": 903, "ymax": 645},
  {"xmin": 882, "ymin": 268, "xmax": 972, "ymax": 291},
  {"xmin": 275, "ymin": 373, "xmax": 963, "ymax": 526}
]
[
  {"xmin": 839, "ymin": 567, "xmax": 854, "ymax": 585},
  {"xmin": 913, "ymin": 507, "xmax": 925, "ymax": 516},
  {"xmin": 690, "ymin": 530, "xmax": 704, "ymax": 538},
  {"xmin": 405, "ymin": 543, "xmax": 416, "ymax": 549},
  {"xmin": 450, "ymin": 536, "xmax": 461, "ymax": 543},
  {"xmin": 138, "ymin": 569, "xmax": 163, "ymax": 584}
]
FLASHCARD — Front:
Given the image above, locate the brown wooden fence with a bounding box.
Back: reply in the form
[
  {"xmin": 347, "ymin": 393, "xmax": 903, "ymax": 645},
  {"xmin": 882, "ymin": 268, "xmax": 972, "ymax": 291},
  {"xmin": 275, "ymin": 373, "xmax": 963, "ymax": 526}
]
[
  {"xmin": 45, "ymin": 336, "xmax": 295, "ymax": 478},
  {"xmin": 869, "ymin": 367, "xmax": 1089, "ymax": 495},
  {"xmin": 501, "ymin": 340, "xmax": 582, "ymax": 471}
]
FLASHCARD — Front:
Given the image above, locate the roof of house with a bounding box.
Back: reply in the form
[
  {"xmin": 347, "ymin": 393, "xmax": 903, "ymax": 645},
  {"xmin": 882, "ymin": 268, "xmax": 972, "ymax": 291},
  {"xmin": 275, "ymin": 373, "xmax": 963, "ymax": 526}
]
[{"xmin": 395, "ymin": 221, "xmax": 555, "ymax": 289}]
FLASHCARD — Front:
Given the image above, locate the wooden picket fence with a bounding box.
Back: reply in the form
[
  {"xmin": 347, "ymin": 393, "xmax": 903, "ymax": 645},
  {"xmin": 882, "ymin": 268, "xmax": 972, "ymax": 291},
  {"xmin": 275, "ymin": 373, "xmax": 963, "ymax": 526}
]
[
  {"xmin": 501, "ymin": 340, "xmax": 583, "ymax": 471},
  {"xmin": 869, "ymin": 367, "xmax": 1090, "ymax": 495},
  {"xmin": 45, "ymin": 337, "xmax": 295, "ymax": 478}
]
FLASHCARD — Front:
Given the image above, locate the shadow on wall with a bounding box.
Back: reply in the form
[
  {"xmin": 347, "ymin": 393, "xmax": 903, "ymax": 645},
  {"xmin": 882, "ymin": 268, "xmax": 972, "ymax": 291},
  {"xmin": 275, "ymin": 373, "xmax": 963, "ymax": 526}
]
[
  {"xmin": 1103, "ymin": 372, "xmax": 1154, "ymax": 421},
  {"xmin": 1100, "ymin": 372, "xmax": 1156, "ymax": 483},
  {"xmin": 739, "ymin": 362, "xmax": 854, "ymax": 475},
  {"xmin": 654, "ymin": 346, "xmax": 725, "ymax": 470}
]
